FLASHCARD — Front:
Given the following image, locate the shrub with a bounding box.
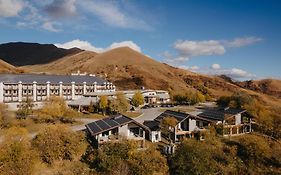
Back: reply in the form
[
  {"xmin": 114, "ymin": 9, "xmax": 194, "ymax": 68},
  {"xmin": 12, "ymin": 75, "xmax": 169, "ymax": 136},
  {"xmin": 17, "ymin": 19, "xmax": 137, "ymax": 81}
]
[
  {"xmin": 131, "ymin": 91, "xmax": 144, "ymax": 107},
  {"xmin": 83, "ymin": 141, "xmax": 168, "ymax": 175},
  {"xmin": 128, "ymin": 147, "xmax": 168, "ymax": 175},
  {"xmin": 35, "ymin": 97, "xmax": 79, "ymax": 123},
  {"xmin": 0, "ymin": 127, "xmax": 38, "ymax": 175},
  {"xmin": 32, "ymin": 125, "xmax": 86, "ymax": 164},
  {"xmin": 0, "ymin": 103, "xmax": 14, "ymax": 129}
]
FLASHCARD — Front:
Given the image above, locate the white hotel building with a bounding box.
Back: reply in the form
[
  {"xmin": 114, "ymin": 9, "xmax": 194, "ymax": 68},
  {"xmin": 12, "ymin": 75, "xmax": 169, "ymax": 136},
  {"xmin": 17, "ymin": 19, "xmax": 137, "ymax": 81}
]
[{"xmin": 0, "ymin": 73, "xmax": 115, "ymax": 110}]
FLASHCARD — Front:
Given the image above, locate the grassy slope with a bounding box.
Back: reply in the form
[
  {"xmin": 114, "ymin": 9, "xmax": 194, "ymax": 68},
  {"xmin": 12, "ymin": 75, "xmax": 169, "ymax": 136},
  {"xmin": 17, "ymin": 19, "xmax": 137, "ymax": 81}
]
[
  {"xmin": 0, "ymin": 59, "xmax": 23, "ymax": 73},
  {"xmin": 21, "ymin": 47, "xmax": 281, "ymax": 107}
]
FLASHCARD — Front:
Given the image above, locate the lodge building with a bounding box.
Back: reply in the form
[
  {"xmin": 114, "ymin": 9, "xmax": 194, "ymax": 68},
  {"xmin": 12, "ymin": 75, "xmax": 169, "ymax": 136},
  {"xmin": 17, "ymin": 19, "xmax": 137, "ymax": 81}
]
[{"xmin": 0, "ymin": 73, "xmax": 115, "ymax": 109}]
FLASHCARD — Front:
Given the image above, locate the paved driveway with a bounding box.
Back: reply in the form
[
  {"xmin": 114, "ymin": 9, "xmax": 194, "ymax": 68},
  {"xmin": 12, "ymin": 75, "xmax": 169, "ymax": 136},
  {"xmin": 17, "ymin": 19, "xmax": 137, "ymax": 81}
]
[
  {"xmin": 71, "ymin": 118, "xmax": 98, "ymax": 131},
  {"xmin": 134, "ymin": 108, "xmax": 163, "ymax": 123}
]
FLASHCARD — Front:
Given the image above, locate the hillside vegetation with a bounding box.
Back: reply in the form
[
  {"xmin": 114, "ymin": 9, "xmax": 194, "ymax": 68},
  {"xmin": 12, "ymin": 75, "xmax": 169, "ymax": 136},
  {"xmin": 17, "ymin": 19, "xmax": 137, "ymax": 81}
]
[
  {"xmin": 238, "ymin": 79, "xmax": 281, "ymax": 98},
  {"xmin": 22, "ymin": 46, "xmax": 281, "ymax": 107},
  {"xmin": 0, "ymin": 59, "xmax": 24, "ymax": 73}
]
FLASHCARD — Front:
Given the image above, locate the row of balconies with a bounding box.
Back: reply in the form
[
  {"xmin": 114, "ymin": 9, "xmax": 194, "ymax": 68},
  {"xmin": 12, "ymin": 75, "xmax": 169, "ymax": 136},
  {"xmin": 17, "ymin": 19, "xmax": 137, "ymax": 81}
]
[
  {"xmin": 3, "ymin": 85, "xmax": 113, "ymax": 91},
  {"xmin": 4, "ymin": 97, "xmax": 19, "ymax": 102}
]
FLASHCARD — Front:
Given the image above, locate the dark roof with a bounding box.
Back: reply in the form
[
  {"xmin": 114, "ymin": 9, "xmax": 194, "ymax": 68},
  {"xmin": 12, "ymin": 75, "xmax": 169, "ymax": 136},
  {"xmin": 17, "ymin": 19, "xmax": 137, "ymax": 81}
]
[
  {"xmin": 197, "ymin": 107, "xmax": 246, "ymax": 121},
  {"xmin": 155, "ymin": 110, "xmax": 191, "ymax": 123},
  {"xmin": 0, "ymin": 73, "xmax": 108, "ymax": 84},
  {"xmin": 143, "ymin": 120, "xmax": 160, "ymax": 131},
  {"xmin": 86, "ymin": 114, "xmax": 147, "ymax": 136}
]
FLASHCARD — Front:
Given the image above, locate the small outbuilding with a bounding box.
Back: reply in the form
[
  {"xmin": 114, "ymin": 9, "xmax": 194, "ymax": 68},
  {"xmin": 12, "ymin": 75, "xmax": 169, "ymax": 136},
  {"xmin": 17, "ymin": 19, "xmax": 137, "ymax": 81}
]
[{"xmin": 143, "ymin": 120, "xmax": 161, "ymax": 142}]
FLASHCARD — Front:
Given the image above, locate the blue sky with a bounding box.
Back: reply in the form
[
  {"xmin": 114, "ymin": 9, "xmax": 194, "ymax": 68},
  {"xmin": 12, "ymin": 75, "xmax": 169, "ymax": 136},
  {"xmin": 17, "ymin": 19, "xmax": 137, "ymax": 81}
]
[{"xmin": 0, "ymin": 0, "xmax": 280, "ymax": 80}]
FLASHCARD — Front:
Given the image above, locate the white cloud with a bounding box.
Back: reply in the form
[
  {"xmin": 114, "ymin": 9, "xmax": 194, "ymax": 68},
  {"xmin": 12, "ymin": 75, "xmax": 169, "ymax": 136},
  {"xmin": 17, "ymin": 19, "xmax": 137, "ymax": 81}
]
[
  {"xmin": 0, "ymin": 0, "xmax": 152, "ymax": 32},
  {"xmin": 190, "ymin": 66, "xmax": 200, "ymax": 70},
  {"xmin": 163, "ymin": 36, "xmax": 263, "ymax": 65},
  {"xmin": 188, "ymin": 64, "xmax": 255, "ymax": 80},
  {"xmin": 42, "ymin": 21, "xmax": 61, "ymax": 32},
  {"xmin": 228, "ymin": 68, "xmax": 255, "ymax": 79},
  {"xmin": 55, "ymin": 39, "xmax": 103, "ymax": 52},
  {"xmin": 79, "ymin": 0, "xmax": 152, "ymax": 30},
  {"xmin": 174, "ymin": 40, "xmax": 225, "ymax": 57},
  {"xmin": 211, "ymin": 63, "xmax": 221, "ymax": 70},
  {"xmin": 45, "ymin": 0, "xmax": 77, "ymax": 18},
  {"xmin": 108, "ymin": 41, "xmax": 141, "ymax": 52},
  {"xmin": 0, "ymin": 0, "xmax": 25, "ymax": 17},
  {"xmin": 226, "ymin": 37, "xmax": 263, "ymax": 48},
  {"xmin": 55, "ymin": 39, "xmax": 141, "ymax": 53}
]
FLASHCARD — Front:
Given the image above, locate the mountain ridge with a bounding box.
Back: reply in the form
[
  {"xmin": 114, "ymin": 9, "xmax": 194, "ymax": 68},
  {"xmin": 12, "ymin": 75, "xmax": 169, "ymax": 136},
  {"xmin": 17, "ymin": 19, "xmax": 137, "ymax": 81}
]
[
  {"xmin": 0, "ymin": 42, "xmax": 280, "ymax": 106},
  {"xmin": 0, "ymin": 42, "xmax": 83, "ymax": 66}
]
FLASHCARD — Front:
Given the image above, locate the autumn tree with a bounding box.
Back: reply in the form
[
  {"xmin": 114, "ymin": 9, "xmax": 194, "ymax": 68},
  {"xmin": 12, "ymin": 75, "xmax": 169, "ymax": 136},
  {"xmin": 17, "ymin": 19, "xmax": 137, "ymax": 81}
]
[
  {"xmin": 217, "ymin": 92, "xmax": 253, "ymax": 108},
  {"xmin": 131, "ymin": 91, "xmax": 144, "ymax": 107},
  {"xmin": 36, "ymin": 97, "xmax": 78, "ymax": 123},
  {"xmin": 0, "ymin": 103, "xmax": 13, "ymax": 129},
  {"xmin": 49, "ymin": 160, "xmax": 92, "ymax": 175},
  {"xmin": 16, "ymin": 97, "xmax": 34, "ymax": 118},
  {"xmin": 160, "ymin": 116, "xmax": 178, "ymax": 142},
  {"xmin": 83, "ymin": 141, "xmax": 168, "ymax": 175},
  {"xmin": 99, "ymin": 95, "xmax": 108, "ymax": 115},
  {"xmin": 88, "ymin": 100, "xmax": 94, "ymax": 113},
  {"xmin": 0, "ymin": 127, "xmax": 38, "ymax": 175},
  {"xmin": 32, "ymin": 125, "xmax": 86, "ymax": 164},
  {"xmin": 128, "ymin": 146, "xmax": 168, "ymax": 175},
  {"xmin": 173, "ymin": 90, "xmax": 205, "ymax": 105},
  {"xmin": 170, "ymin": 138, "xmax": 245, "ymax": 175},
  {"xmin": 83, "ymin": 140, "xmax": 137, "ymax": 174},
  {"xmin": 109, "ymin": 93, "xmax": 129, "ymax": 113}
]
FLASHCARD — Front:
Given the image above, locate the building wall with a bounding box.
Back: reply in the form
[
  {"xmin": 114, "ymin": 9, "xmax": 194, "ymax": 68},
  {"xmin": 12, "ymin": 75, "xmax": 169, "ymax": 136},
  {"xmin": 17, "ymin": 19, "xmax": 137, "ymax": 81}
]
[
  {"xmin": 119, "ymin": 124, "xmax": 129, "ymax": 137},
  {"xmin": 0, "ymin": 80, "xmax": 115, "ymax": 109},
  {"xmin": 189, "ymin": 119, "xmax": 197, "ymax": 131},
  {"xmin": 150, "ymin": 131, "xmax": 161, "ymax": 142},
  {"xmin": 0, "ymin": 82, "xmax": 3, "ymax": 103},
  {"xmin": 235, "ymin": 114, "xmax": 242, "ymax": 125}
]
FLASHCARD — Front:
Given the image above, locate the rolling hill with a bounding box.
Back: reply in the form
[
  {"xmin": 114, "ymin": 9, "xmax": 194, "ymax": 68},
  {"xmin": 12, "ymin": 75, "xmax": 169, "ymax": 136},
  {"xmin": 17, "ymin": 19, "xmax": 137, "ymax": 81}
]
[
  {"xmin": 237, "ymin": 79, "xmax": 281, "ymax": 98},
  {"xmin": 0, "ymin": 41, "xmax": 278, "ymax": 106},
  {"xmin": 0, "ymin": 59, "xmax": 23, "ymax": 73},
  {"xmin": 0, "ymin": 42, "xmax": 82, "ymax": 66},
  {"xmin": 23, "ymin": 47, "xmax": 241, "ymax": 96}
]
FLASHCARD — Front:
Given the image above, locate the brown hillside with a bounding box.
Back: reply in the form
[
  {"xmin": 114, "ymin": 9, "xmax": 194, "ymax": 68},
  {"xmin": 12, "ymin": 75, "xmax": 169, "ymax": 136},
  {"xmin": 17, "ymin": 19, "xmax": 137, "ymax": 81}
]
[
  {"xmin": 237, "ymin": 79, "xmax": 281, "ymax": 98},
  {"xmin": 22, "ymin": 46, "xmax": 281, "ymax": 107},
  {"xmin": 0, "ymin": 59, "xmax": 24, "ymax": 73},
  {"xmin": 23, "ymin": 47, "xmax": 242, "ymax": 96}
]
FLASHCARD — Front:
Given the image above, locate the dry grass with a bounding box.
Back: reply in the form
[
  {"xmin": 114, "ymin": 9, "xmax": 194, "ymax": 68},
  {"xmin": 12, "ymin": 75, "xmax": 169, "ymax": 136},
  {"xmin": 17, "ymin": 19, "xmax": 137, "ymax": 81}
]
[
  {"xmin": 122, "ymin": 111, "xmax": 143, "ymax": 118},
  {"xmin": 79, "ymin": 113, "xmax": 106, "ymax": 119},
  {"xmin": 19, "ymin": 47, "xmax": 281, "ymax": 108},
  {"xmin": 0, "ymin": 59, "xmax": 24, "ymax": 73}
]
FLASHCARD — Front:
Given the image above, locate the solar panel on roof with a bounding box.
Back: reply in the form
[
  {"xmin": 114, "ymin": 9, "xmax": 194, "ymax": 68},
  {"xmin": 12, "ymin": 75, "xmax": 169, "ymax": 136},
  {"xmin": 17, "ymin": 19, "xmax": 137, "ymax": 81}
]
[
  {"xmin": 114, "ymin": 116, "xmax": 132, "ymax": 125},
  {"xmin": 96, "ymin": 120, "xmax": 111, "ymax": 130},
  {"xmin": 86, "ymin": 122, "xmax": 102, "ymax": 134},
  {"xmin": 103, "ymin": 117, "xmax": 119, "ymax": 128},
  {"xmin": 155, "ymin": 110, "xmax": 189, "ymax": 123}
]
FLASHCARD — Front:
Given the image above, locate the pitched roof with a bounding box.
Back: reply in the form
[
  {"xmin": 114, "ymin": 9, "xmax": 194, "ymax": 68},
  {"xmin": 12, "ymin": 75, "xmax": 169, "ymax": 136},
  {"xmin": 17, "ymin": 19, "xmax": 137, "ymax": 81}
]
[
  {"xmin": 0, "ymin": 73, "xmax": 108, "ymax": 84},
  {"xmin": 197, "ymin": 107, "xmax": 246, "ymax": 121},
  {"xmin": 68, "ymin": 97, "xmax": 98, "ymax": 106},
  {"xmin": 86, "ymin": 114, "xmax": 148, "ymax": 136},
  {"xmin": 68, "ymin": 96, "xmax": 115, "ymax": 106},
  {"xmin": 154, "ymin": 110, "xmax": 191, "ymax": 124},
  {"xmin": 143, "ymin": 120, "xmax": 160, "ymax": 131}
]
